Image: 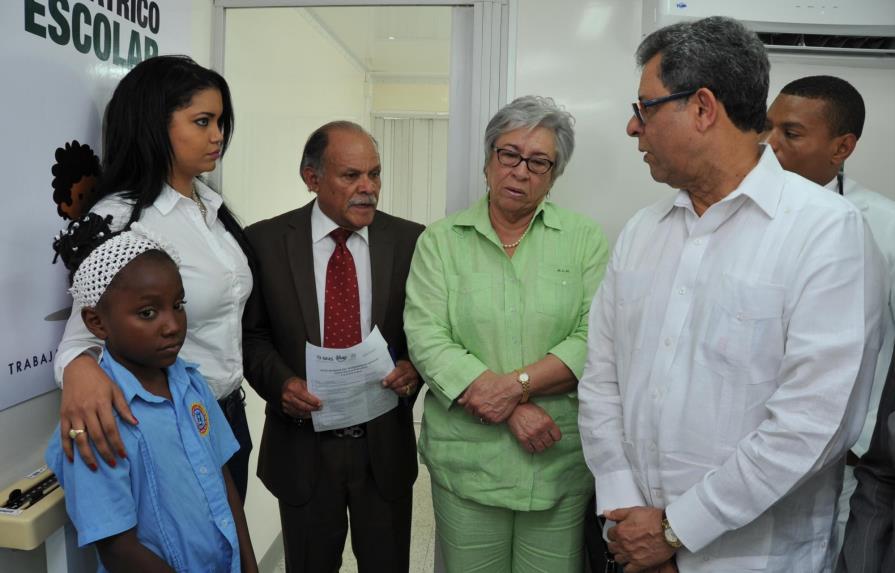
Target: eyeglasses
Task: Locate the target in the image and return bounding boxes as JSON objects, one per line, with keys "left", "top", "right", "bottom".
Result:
{"left": 631, "top": 88, "right": 699, "bottom": 124}
{"left": 493, "top": 147, "right": 555, "bottom": 175}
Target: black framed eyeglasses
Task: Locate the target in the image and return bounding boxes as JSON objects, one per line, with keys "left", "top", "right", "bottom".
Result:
{"left": 631, "top": 88, "right": 699, "bottom": 124}
{"left": 493, "top": 147, "right": 555, "bottom": 175}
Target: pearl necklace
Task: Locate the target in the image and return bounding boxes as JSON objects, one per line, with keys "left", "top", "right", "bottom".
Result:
{"left": 501, "top": 229, "right": 527, "bottom": 249}
{"left": 191, "top": 182, "right": 208, "bottom": 220}
{"left": 487, "top": 196, "right": 529, "bottom": 249}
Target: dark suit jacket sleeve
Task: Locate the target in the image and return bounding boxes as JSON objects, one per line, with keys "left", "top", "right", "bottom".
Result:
{"left": 369, "top": 213, "right": 424, "bottom": 364}
{"left": 839, "top": 343, "right": 895, "bottom": 572}
{"left": 242, "top": 223, "right": 296, "bottom": 412}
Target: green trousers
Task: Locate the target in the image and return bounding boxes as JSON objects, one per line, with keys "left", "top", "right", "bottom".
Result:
{"left": 432, "top": 481, "right": 591, "bottom": 573}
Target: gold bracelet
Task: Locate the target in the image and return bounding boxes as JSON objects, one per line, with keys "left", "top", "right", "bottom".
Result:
{"left": 514, "top": 369, "right": 531, "bottom": 403}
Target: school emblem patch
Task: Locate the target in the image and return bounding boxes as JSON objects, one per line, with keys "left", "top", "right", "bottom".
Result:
{"left": 191, "top": 402, "right": 210, "bottom": 436}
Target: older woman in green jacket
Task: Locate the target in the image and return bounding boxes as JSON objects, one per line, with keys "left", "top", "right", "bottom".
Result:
{"left": 404, "top": 95, "right": 610, "bottom": 573}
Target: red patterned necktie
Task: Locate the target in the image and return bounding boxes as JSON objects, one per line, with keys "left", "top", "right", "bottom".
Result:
{"left": 323, "top": 228, "right": 362, "bottom": 348}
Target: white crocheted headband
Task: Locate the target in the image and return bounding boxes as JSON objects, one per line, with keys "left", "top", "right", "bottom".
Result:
{"left": 69, "top": 222, "right": 181, "bottom": 308}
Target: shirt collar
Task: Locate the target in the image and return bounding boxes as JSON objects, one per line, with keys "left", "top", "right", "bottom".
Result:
{"left": 100, "top": 351, "right": 192, "bottom": 404}
{"left": 823, "top": 175, "right": 851, "bottom": 196}
{"left": 152, "top": 178, "right": 223, "bottom": 220}
{"left": 310, "top": 199, "right": 370, "bottom": 245}
{"left": 659, "top": 145, "right": 783, "bottom": 220}
{"left": 452, "top": 193, "right": 561, "bottom": 235}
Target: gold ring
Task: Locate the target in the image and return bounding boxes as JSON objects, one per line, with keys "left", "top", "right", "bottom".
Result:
{"left": 405, "top": 385, "right": 413, "bottom": 396}
{"left": 68, "top": 428, "right": 86, "bottom": 440}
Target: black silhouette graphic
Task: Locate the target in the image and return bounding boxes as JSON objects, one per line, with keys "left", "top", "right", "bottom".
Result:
{"left": 52, "top": 141, "right": 101, "bottom": 220}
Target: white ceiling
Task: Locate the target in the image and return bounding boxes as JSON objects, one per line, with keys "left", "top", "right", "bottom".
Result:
{"left": 303, "top": 6, "right": 452, "bottom": 81}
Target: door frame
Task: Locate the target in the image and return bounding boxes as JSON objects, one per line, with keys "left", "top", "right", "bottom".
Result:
{"left": 211, "top": 0, "right": 516, "bottom": 212}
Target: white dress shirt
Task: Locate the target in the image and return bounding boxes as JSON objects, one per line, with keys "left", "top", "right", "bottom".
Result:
{"left": 578, "top": 148, "right": 887, "bottom": 572}
{"left": 310, "top": 200, "right": 373, "bottom": 342}
{"left": 54, "top": 180, "right": 253, "bottom": 399}
{"left": 825, "top": 175, "right": 895, "bottom": 457}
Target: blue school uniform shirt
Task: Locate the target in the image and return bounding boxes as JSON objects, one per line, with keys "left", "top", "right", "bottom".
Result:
{"left": 46, "top": 352, "right": 241, "bottom": 573}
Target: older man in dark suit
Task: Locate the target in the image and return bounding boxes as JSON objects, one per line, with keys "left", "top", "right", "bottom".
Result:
{"left": 242, "top": 121, "right": 423, "bottom": 572}
{"left": 839, "top": 343, "right": 895, "bottom": 572}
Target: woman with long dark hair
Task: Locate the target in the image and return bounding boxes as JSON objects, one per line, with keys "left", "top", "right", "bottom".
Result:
{"left": 53, "top": 55, "right": 254, "bottom": 501}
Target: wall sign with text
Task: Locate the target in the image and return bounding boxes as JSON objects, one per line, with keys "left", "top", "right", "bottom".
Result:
{"left": 0, "top": 1, "right": 192, "bottom": 411}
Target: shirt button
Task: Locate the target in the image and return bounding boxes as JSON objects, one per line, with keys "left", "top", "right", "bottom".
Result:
{"left": 220, "top": 518, "right": 229, "bottom": 527}
{"left": 561, "top": 280, "right": 567, "bottom": 286}
{"left": 199, "top": 466, "right": 208, "bottom": 475}
{"left": 678, "top": 287, "right": 687, "bottom": 295}
{"left": 735, "top": 312, "right": 744, "bottom": 321}
{"left": 664, "top": 337, "right": 672, "bottom": 347}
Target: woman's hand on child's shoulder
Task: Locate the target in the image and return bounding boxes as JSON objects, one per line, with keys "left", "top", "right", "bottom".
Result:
{"left": 60, "top": 354, "right": 137, "bottom": 468}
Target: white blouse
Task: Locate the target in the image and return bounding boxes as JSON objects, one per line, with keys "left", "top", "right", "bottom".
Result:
{"left": 54, "top": 179, "right": 253, "bottom": 399}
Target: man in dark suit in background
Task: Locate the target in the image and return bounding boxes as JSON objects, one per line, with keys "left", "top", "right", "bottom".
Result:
{"left": 242, "top": 121, "right": 424, "bottom": 572}
{"left": 839, "top": 343, "right": 895, "bottom": 572}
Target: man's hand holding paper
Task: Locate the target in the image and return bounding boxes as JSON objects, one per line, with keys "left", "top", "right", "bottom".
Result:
{"left": 382, "top": 359, "right": 420, "bottom": 397}
{"left": 306, "top": 326, "right": 399, "bottom": 431}
{"left": 280, "top": 376, "right": 321, "bottom": 419}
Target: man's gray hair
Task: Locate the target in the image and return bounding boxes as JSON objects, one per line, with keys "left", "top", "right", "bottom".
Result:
{"left": 636, "top": 16, "right": 769, "bottom": 133}
{"left": 484, "top": 95, "right": 575, "bottom": 179}
{"left": 300, "top": 120, "right": 377, "bottom": 178}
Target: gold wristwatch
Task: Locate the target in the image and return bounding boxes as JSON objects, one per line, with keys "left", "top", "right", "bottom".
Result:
{"left": 662, "top": 511, "right": 682, "bottom": 549}
{"left": 515, "top": 369, "right": 531, "bottom": 403}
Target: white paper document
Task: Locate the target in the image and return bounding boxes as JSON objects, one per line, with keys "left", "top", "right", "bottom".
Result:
{"left": 306, "top": 326, "right": 398, "bottom": 432}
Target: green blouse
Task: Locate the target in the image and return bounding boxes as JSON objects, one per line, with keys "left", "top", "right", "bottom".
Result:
{"left": 404, "top": 194, "right": 609, "bottom": 510}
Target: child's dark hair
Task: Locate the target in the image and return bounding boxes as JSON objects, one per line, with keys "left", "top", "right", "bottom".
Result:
{"left": 52, "top": 213, "right": 175, "bottom": 291}
{"left": 89, "top": 55, "right": 251, "bottom": 256}
{"left": 52, "top": 213, "right": 118, "bottom": 284}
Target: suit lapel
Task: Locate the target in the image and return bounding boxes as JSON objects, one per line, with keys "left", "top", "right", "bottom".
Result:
{"left": 369, "top": 213, "right": 394, "bottom": 331}
{"left": 286, "top": 203, "right": 321, "bottom": 346}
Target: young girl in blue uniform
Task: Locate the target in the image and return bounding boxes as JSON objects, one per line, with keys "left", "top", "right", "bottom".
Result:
{"left": 46, "top": 214, "right": 257, "bottom": 572}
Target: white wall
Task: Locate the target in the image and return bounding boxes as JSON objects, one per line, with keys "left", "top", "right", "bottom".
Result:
{"left": 221, "top": 6, "right": 370, "bottom": 561}
{"left": 373, "top": 82, "right": 449, "bottom": 113}
{"left": 191, "top": 0, "right": 214, "bottom": 67}
{"left": 514, "top": 0, "right": 658, "bottom": 243}
{"left": 223, "top": 8, "right": 369, "bottom": 226}
{"left": 513, "top": 0, "right": 895, "bottom": 244}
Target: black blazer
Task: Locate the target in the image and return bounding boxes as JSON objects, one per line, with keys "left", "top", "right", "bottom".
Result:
{"left": 242, "top": 201, "right": 423, "bottom": 505}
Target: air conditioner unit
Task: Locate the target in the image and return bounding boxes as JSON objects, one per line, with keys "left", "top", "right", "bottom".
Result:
{"left": 642, "top": 0, "right": 895, "bottom": 58}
